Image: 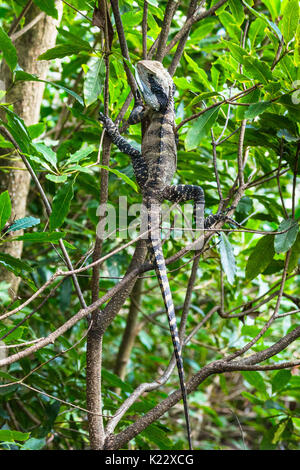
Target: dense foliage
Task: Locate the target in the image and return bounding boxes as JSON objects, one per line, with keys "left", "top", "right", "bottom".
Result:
{"left": 0, "top": 0, "right": 299, "bottom": 450}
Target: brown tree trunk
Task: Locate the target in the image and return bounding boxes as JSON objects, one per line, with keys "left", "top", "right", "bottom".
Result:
{"left": 0, "top": 4, "right": 62, "bottom": 296}
{"left": 114, "top": 277, "right": 143, "bottom": 381}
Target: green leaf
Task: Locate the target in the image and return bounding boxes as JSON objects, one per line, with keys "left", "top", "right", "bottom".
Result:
{"left": 63, "top": 240, "right": 76, "bottom": 250}
{"left": 261, "top": 0, "right": 281, "bottom": 22}
{"left": 141, "top": 423, "right": 173, "bottom": 450}
{"left": 243, "top": 1, "right": 283, "bottom": 41}
{"left": 84, "top": 56, "right": 105, "bottom": 106}
{"left": 294, "top": 24, "right": 300, "bottom": 65}
{"left": 0, "top": 26, "right": 18, "bottom": 71}
{"left": 282, "top": 0, "right": 299, "bottom": 43}
{"left": 59, "top": 277, "right": 72, "bottom": 312}
{"left": 0, "top": 252, "right": 32, "bottom": 274}
{"left": 28, "top": 123, "right": 45, "bottom": 139}
{"left": 49, "top": 181, "right": 75, "bottom": 230}
{"left": 246, "top": 235, "right": 275, "bottom": 281}
{"left": 0, "top": 253, "right": 34, "bottom": 288}
{"left": 229, "top": 0, "right": 245, "bottom": 25}
{"left": 186, "top": 92, "right": 222, "bottom": 109}
{"left": 5, "top": 217, "right": 40, "bottom": 233}
{"left": 45, "top": 174, "right": 69, "bottom": 183}
{"left": 102, "top": 368, "right": 133, "bottom": 393}
{"left": 185, "top": 106, "right": 220, "bottom": 151}
{"left": 274, "top": 219, "right": 299, "bottom": 253}
{"left": 33, "top": 0, "right": 58, "bottom": 18}
{"left": 244, "top": 101, "right": 271, "bottom": 118}
{"left": 26, "top": 154, "right": 53, "bottom": 172}
{"left": 98, "top": 165, "right": 138, "bottom": 192}
{"left": 217, "top": 11, "right": 241, "bottom": 41}
{"left": 190, "top": 18, "right": 217, "bottom": 42}
{"left": 15, "top": 71, "right": 84, "bottom": 106}
{"left": 236, "top": 87, "right": 261, "bottom": 120}
{"left": 146, "top": 0, "right": 159, "bottom": 6}
{"left": 57, "top": 28, "right": 92, "bottom": 50}
{"left": 15, "top": 232, "right": 65, "bottom": 243}
{"left": 68, "top": 146, "right": 95, "bottom": 164}
{"left": 241, "top": 325, "right": 260, "bottom": 338}
{"left": 33, "top": 143, "right": 57, "bottom": 169}
{"left": 219, "top": 232, "right": 236, "bottom": 285}
{"left": 184, "top": 52, "right": 212, "bottom": 90}
{"left": 241, "top": 391, "right": 264, "bottom": 405}
{"left": 0, "top": 191, "right": 11, "bottom": 232}
{"left": 173, "top": 77, "right": 199, "bottom": 92}
{"left": 38, "top": 43, "right": 91, "bottom": 60}
{"left": 0, "top": 429, "right": 30, "bottom": 443}
{"left": 272, "top": 370, "right": 291, "bottom": 393}
{"left": 249, "top": 18, "right": 266, "bottom": 47}
{"left": 0, "top": 106, "right": 32, "bottom": 154}
{"left": 288, "top": 232, "right": 300, "bottom": 272}
{"left": 242, "top": 56, "right": 273, "bottom": 84}
{"left": 242, "top": 371, "right": 267, "bottom": 394}
{"left": 223, "top": 40, "right": 248, "bottom": 63}
{"left": 21, "top": 437, "right": 46, "bottom": 450}
{"left": 272, "top": 419, "right": 289, "bottom": 444}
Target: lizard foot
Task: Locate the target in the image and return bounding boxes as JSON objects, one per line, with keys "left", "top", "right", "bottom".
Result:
{"left": 204, "top": 211, "right": 241, "bottom": 229}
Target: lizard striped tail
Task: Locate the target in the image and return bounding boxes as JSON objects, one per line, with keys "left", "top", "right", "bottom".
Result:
{"left": 147, "top": 200, "right": 192, "bottom": 450}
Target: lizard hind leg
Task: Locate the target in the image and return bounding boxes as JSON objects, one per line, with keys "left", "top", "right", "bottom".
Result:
{"left": 163, "top": 184, "right": 205, "bottom": 249}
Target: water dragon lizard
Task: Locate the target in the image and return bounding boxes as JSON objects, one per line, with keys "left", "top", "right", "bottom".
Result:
{"left": 99, "top": 60, "right": 221, "bottom": 449}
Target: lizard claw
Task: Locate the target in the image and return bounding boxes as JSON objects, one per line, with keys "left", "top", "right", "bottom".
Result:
{"left": 98, "top": 111, "right": 106, "bottom": 123}
{"left": 204, "top": 212, "right": 241, "bottom": 229}
{"left": 99, "top": 112, "right": 116, "bottom": 130}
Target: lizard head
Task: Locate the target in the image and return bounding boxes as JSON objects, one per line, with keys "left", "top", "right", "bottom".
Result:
{"left": 135, "top": 60, "right": 174, "bottom": 112}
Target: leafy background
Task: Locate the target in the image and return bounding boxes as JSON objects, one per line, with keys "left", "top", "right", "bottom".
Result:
{"left": 0, "top": 0, "right": 299, "bottom": 450}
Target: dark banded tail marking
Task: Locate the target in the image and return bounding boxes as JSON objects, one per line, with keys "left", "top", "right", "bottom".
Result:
{"left": 147, "top": 202, "right": 192, "bottom": 450}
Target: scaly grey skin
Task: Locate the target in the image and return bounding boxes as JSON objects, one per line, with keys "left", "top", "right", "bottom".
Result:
{"left": 99, "top": 60, "right": 209, "bottom": 450}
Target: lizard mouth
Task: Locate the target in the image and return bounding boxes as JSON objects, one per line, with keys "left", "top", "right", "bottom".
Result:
{"left": 135, "top": 68, "right": 146, "bottom": 96}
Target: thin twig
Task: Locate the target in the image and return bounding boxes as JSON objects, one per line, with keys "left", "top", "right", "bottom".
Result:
{"left": 155, "top": 0, "right": 178, "bottom": 62}
{"left": 210, "top": 129, "right": 223, "bottom": 201}
{"left": 176, "top": 85, "right": 260, "bottom": 132}
{"left": 237, "top": 120, "right": 246, "bottom": 187}
{"left": 292, "top": 143, "right": 299, "bottom": 219}
{"left": 277, "top": 139, "right": 288, "bottom": 218}
{"left": 11, "top": 12, "right": 45, "bottom": 42}
{"left": 142, "top": 1, "right": 148, "bottom": 60}
{"left": 8, "top": 0, "right": 33, "bottom": 36}
{"left": 165, "top": 0, "right": 229, "bottom": 54}
{"left": 60, "top": 0, "right": 92, "bottom": 22}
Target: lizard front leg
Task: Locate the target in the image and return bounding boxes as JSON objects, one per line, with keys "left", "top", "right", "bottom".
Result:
{"left": 99, "top": 112, "right": 148, "bottom": 187}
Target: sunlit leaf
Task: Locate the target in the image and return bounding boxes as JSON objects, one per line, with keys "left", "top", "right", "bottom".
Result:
{"left": 49, "top": 181, "right": 75, "bottom": 230}
{"left": 246, "top": 235, "right": 275, "bottom": 281}
{"left": 84, "top": 56, "right": 105, "bottom": 106}
{"left": 0, "top": 26, "right": 17, "bottom": 71}
{"left": 5, "top": 217, "right": 40, "bottom": 232}
{"left": 219, "top": 232, "right": 236, "bottom": 285}
{"left": 0, "top": 191, "right": 11, "bottom": 232}
{"left": 274, "top": 219, "right": 299, "bottom": 253}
